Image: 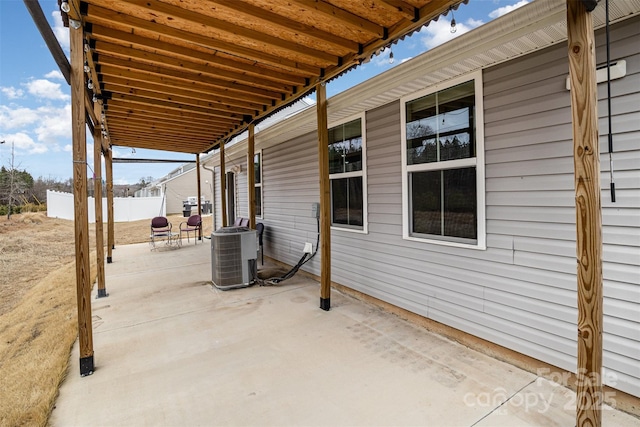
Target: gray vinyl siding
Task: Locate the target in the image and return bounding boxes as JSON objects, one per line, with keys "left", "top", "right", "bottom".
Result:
{"left": 164, "top": 170, "right": 196, "bottom": 214}
{"left": 161, "top": 167, "right": 214, "bottom": 215}
{"left": 261, "top": 134, "right": 321, "bottom": 270}
{"left": 213, "top": 167, "right": 222, "bottom": 230}
{"left": 483, "top": 19, "right": 640, "bottom": 396}
{"left": 236, "top": 171, "right": 248, "bottom": 220}
{"left": 249, "top": 17, "right": 640, "bottom": 397}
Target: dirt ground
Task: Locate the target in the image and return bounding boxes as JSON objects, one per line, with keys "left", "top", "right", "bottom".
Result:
{"left": 0, "top": 211, "right": 211, "bottom": 426}
{"left": 0, "top": 212, "right": 207, "bottom": 316}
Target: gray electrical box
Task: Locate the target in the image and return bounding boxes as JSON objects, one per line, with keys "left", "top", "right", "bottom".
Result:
{"left": 311, "top": 202, "right": 320, "bottom": 218}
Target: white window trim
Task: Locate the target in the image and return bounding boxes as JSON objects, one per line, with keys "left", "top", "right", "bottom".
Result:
{"left": 328, "top": 112, "right": 368, "bottom": 234}
{"left": 400, "top": 71, "right": 486, "bottom": 250}
{"left": 255, "top": 149, "right": 263, "bottom": 219}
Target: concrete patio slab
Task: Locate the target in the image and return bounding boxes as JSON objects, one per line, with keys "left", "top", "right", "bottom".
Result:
{"left": 50, "top": 242, "right": 639, "bottom": 426}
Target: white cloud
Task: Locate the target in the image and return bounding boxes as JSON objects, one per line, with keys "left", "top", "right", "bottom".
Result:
{"left": 0, "top": 103, "right": 71, "bottom": 154}
{"left": 63, "top": 144, "right": 72, "bottom": 152}
{"left": 419, "top": 18, "right": 483, "bottom": 51}
{"left": 0, "top": 106, "right": 40, "bottom": 129}
{"left": 26, "top": 79, "right": 69, "bottom": 101}
{"left": 52, "top": 10, "right": 70, "bottom": 53}
{"left": 45, "top": 70, "right": 65, "bottom": 80}
{"left": 489, "top": 0, "right": 529, "bottom": 19}
{"left": 1, "top": 87, "right": 24, "bottom": 99}
{"left": 1, "top": 132, "right": 48, "bottom": 154}
{"left": 467, "top": 18, "right": 484, "bottom": 28}
{"left": 34, "top": 104, "right": 72, "bottom": 144}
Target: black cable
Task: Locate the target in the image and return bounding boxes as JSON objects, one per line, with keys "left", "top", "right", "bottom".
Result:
{"left": 301, "top": 215, "right": 320, "bottom": 266}
{"left": 606, "top": 0, "right": 616, "bottom": 202}
{"left": 260, "top": 215, "right": 320, "bottom": 285}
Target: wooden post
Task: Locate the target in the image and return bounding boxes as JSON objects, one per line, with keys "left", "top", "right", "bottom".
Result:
{"left": 248, "top": 124, "right": 256, "bottom": 229}
{"left": 220, "top": 142, "right": 227, "bottom": 227}
{"left": 105, "top": 147, "right": 114, "bottom": 262}
{"left": 567, "top": 1, "right": 603, "bottom": 426}
{"left": 93, "top": 108, "right": 107, "bottom": 298}
{"left": 70, "top": 23, "right": 94, "bottom": 376}
{"left": 317, "top": 83, "right": 331, "bottom": 311}
{"left": 196, "top": 154, "right": 202, "bottom": 240}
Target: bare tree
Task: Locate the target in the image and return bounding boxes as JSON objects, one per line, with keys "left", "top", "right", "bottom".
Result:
{"left": 0, "top": 140, "right": 29, "bottom": 219}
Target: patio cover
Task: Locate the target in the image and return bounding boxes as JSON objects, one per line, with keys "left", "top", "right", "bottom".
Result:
{"left": 59, "top": 0, "right": 467, "bottom": 154}
{"left": 32, "top": 1, "right": 609, "bottom": 424}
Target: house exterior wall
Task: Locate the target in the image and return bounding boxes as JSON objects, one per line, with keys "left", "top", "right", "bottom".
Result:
{"left": 162, "top": 166, "right": 214, "bottom": 215}
{"left": 212, "top": 17, "right": 640, "bottom": 397}
{"left": 236, "top": 169, "right": 248, "bottom": 220}
{"left": 262, "top": 133, "right": 321, "bottom": 267}
{"left": 481, "top": 18, "right": 640, "bottom": 397}
{"left": 213, "top": 167, "right": 222, "bottom": 230}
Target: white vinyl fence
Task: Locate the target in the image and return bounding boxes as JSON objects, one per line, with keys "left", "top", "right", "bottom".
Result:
{"left": 47, "top": 190, "right": 166, "bottom": 223}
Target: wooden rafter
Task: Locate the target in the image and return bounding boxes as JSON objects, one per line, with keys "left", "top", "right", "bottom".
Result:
{"left": 60, "top": 0, "right": 466, "bottom": 154}
{"left": 84, "top": 3, "right": 322, "bottom": 76}
{"left": 98, "top": 57, "right": 282, "bottom": 100}
{"left": 90, "top": 26, "right": 308, "bottom": 85}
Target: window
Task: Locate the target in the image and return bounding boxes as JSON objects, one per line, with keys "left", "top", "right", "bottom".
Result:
{"left": 328, "top": 115, "right": 367, "bottom": 232}
{"left": 254, "top": 151, "right": 262, "bottom": 218}
{"left": 401, "top": 72, "right": 485, "bottom": 248}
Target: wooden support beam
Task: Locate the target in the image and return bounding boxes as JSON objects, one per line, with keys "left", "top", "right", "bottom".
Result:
{"left": 316, "top": 83, "right": 331, "bottom": 311}
{"left": 23, "top": 0, "right": 70, "bottom": 84}
{"left": 566, "top": 1, "right": 603, "bottom": 426}
{"left": 220, "top": 142, "right": 227, "bottom": 227}
{"left": 105, "top": 147, "right": 115, "bottom": 262}
{"left": 93, "top": 104, "right": 107, "bottom": 298}
{"left": 196, "top": 154, "right": 202, "bottom": 240}
{"left": 70, "top": 23, "right": 94, "bottom": 376}
{"left": 247, "top": 124, "right": 256, "bottom": 230}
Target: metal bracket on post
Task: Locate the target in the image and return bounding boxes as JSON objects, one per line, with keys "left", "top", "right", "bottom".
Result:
{"left": 79, "top": 356, "right": 94, "bottom": 377}
{"left": 580, "top": 0, "right": 599, "bottom": 12}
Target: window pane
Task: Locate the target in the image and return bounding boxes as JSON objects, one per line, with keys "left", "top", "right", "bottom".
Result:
{"left": 411, "top": 168, "right": 476, "bottom": 240}
{"left": 348, "top": 177, "right": 363, "bottom": 226}
{"left": 329, "top": 119, "right": 362, "bottom": 174}
{"left": 331, "top": 177, "right": 363, "bottom": 227}
{"left": 406, "top": 93, "right": 437, "bottom": 165}
{"left": 406, "top": 81, "right": 475, "bottom": 165}
{"left": 411, "top": 170, "right": 441, "bottom": 235}
{"left": 254, "top": 153, "right": 261, "bottom": 184}
{"left": 443, "top": 168, "right": 476, "bottom": 239}
{"left": 332, "top": 179, "right": 348, "bottom": 224}
{"left": 255, "top": 187, "right": 261, "bottom": 217}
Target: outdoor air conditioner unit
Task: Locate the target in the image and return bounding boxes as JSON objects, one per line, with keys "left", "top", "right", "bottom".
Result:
{"left": 211, "top": 226, "right": 257, "bottom": 290}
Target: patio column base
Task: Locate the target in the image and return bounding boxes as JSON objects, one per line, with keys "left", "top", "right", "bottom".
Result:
{"left": 97, "top": 289, "right": 108, "bottom": 298}
{"left": 80, "top": 356, "right": 94, "bottom": 377}
{"left": 107, "top": 256, "right": 112, "bottom": 263}
{"left": 320, "top": 297, "right": 330, "bottom": 311}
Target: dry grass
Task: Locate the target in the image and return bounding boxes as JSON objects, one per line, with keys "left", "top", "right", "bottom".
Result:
{"left": 0, "top": 212, "right": 202, "bottom": 426}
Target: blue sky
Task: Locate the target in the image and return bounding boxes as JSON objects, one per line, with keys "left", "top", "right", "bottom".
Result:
{"left": 0, "top": 0, "right": 528, "bottom": 185}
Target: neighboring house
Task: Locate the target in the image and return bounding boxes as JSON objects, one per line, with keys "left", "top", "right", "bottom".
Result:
{"left": 203, "top": 0, "right": 640, "bottom": 399}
